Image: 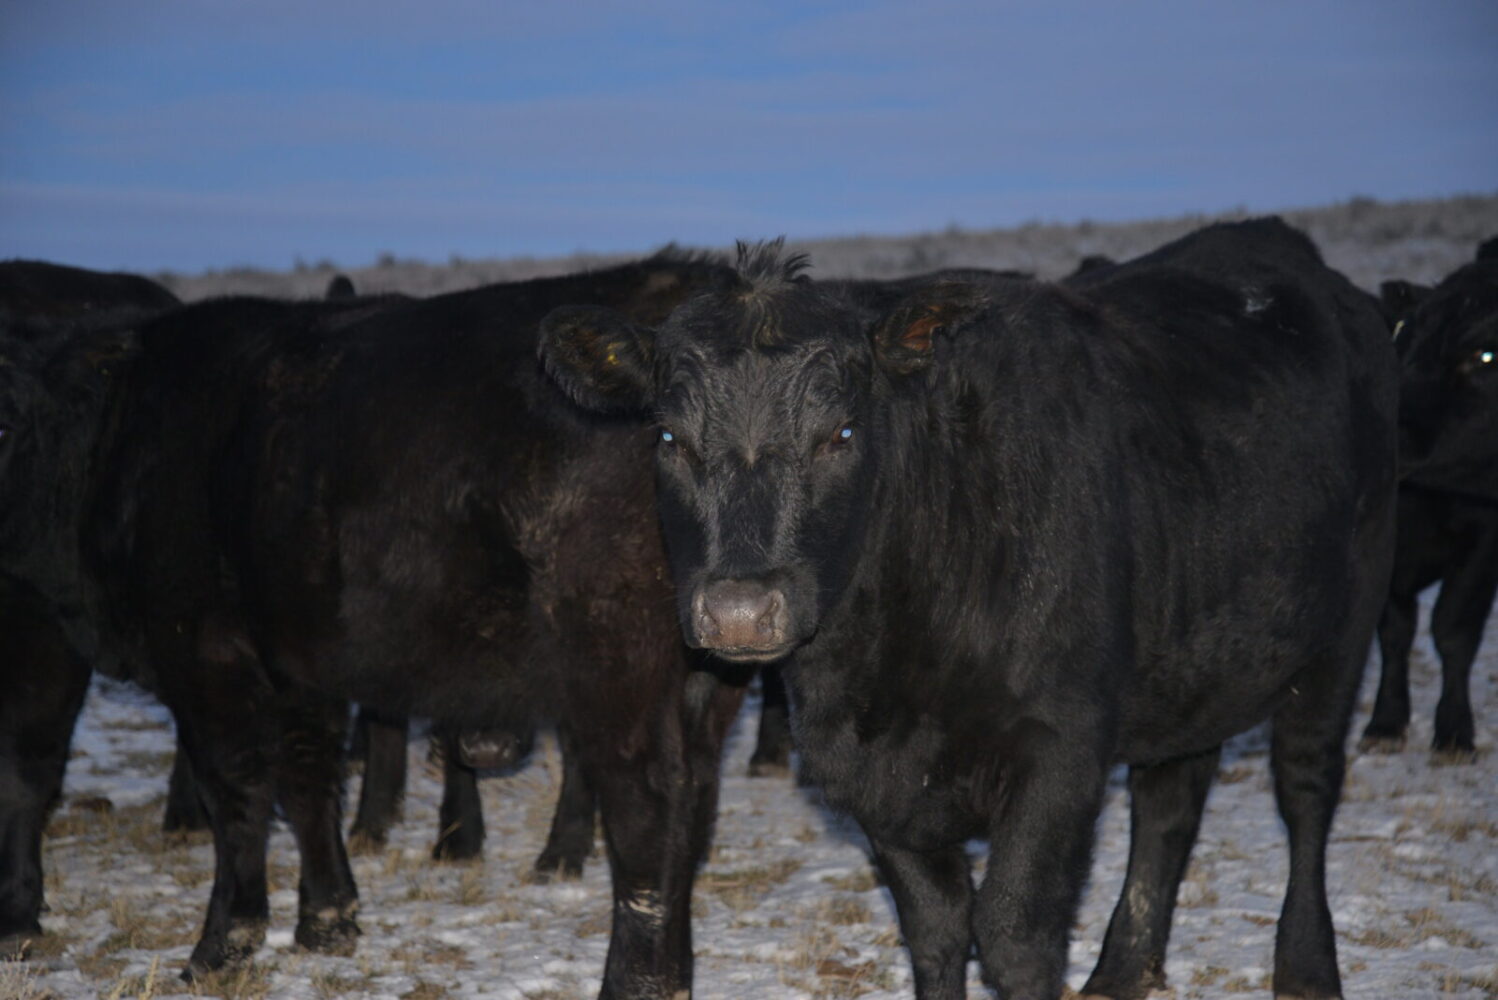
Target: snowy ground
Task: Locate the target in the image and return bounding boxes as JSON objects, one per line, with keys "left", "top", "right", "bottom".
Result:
{"left": 6, "top": 594, "right": 1496, "bottom": 1000}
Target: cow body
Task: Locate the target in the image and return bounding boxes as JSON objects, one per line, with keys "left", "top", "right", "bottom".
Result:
{"left": 0, "top": 264, "right": 182, "bottom": 956}
{"left": 542, "top": 220, "right": 1398, "bottom": 999}
{"left": 3, "top": 255, "right": 745, "bottom": 998}
{"left": 1360, "top": 240, "right": 1498, "bottom": 759}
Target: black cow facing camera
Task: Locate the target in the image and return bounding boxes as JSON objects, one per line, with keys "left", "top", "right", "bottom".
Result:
{"left": 1392, "top": 241, "right": 1498, "bottom": 500}
{"left": 1361, "top": 238, "right": 1498, "bottom": 761}
{"left": 542, "top": 220, "right": 1398, "bottom": 1000}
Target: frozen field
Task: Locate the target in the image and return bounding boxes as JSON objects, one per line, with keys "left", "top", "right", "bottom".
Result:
{"left": 5, "top": 591, "right": 1496, "bottom": 1000}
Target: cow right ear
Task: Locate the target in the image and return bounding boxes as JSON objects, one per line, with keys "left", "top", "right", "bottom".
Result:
{"left": 870, "top": 283, "right": 987, "bottom": 376}
{"left": 538, "top": 305, "right": 657, "bottom": 413}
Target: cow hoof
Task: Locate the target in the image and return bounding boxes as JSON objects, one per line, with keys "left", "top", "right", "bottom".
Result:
{"left": 1356, "top": 732, "right": 1406, "bottom": 755}
{"left": 431, "top": 833, "right": 483, "bottom": 863}
{"left": 182, "top": 917, "right": 266, "bottom": 980}
{"left": 747, "top": 757, "right": 792, "bottom": 778}
{"left": 347, "top": 828, "right": 389, "bottom": 856}
{"left": 295, "top": 904, "right": 360, "bottom": 956}
{"left": 1430, "top": 746, "right": 1480, "bottom": 767}
{"left": 529, "top": 852, "right": 585, "bottom": 883}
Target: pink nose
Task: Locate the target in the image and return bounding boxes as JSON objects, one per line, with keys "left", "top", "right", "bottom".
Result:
{"left": 693, "top": 579, "right": 789, "bottom": 651}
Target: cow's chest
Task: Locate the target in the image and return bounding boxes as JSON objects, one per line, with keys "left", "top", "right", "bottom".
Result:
{"left": 786, "top": 664, "right": 989, "bottom": 851}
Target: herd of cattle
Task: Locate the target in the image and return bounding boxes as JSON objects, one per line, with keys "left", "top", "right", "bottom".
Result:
{"left": 1, "top": 217, "right": 1495, "bottom": 1000}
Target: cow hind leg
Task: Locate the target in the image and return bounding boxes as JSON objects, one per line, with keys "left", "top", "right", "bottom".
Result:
{"left": 747, "top": 664, "right": 792, "bottom": 777}
{"left": 162, "top": 737, "right": 211, "bottom": 835}
{"left": 176, "top": 719, "right": 275, "bottom": 980}
{"left": 1359, "top": 591, "right": 1418, "bottom": 753}
{"left": 273, "top": 689, "right": 360, "bottom": 955}
{"left": 532, "top": 723, "right": 596, "bottom": 881}
{"left": 348, "top": 708, "right": 408, "bottom": 852}
{"left": 0, "top": 605, "right": 90, "bottom": 959}
{"left": 1268, "top": 670, "right": 1359, "bottom": 1000}
{"left": 1081, "top": 746, "right": 1220, "bottom": 1000}
{"left": 431, "top": 731, "right": 485, "bottom": 862}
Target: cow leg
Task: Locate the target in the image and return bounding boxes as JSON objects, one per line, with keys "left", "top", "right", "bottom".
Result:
{"left": 272, "top": 688, "right": 359, "bottom": 955}
{"left": 1359, "top": 589, "right": 1418, "bottom": 752}
{"left": 174, "top": 714, "right": 275, "bottom": 979}
{"left": 1427, "top": 556, "right": 1497, "bottom": 757}
{"left": 971, "top": 737, "right": 1110, "bottom": 1000}
{"left": 533, "top": 722, "right": 596, "bottom": 881}
{"left": 747, "top": 664, "right": 792, "bottom": 778}
{"left": 348, "top": 708, "right": 407, "bottom": 851}
{"left": 0, "top": 602, "right": 90, "bottom": 959}
{"left": 867, "top": 840, "right": 972, "bottom": 999}
{"left": 593, "top": 670, "right": 741, "bottom": 1000}
{"left": 162, "top": 738, "right": 210, "bottom": 834}
{"left": 431, "top": 731, "right": 485, "bottom": 862}
{"left": 1269, "top": 675, "right": 1357, "bottom": 1000}
{"left": 1082, "top": 746, "right": 1221, "bottom": 1000}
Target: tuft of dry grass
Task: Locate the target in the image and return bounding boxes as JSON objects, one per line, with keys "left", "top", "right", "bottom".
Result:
{"left": 698, "top": 859, "right": 803, "bottom": 912}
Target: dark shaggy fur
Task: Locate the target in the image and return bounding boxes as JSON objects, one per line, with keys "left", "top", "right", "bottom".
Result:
{"left": 0, "top": 263, "right": 180, "bottom": 956}
{"left": 541, "top": 218, "right": 1398, "bottom": 1000}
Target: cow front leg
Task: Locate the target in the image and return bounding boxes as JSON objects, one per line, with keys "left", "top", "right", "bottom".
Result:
{"left": 867, "top": 839, "right": 972, "bottom": 1000}
{"left": 972, "top": 732, "right": 1110, "bottom": 1000}
{"left": 1359, "top": 590, "right": 1417, "bottom": 752}
{"left": 592, "top": 670, "right": 741, "bottom": 1000}
{"left": 1082, "top": 745, "right": 1220, "bottom": 1000}
{"left": 1427, "top": 556, "right": 1497, "bottom": 757}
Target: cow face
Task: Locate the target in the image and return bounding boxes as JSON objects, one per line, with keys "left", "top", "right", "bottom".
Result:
{"left": 541, "top": 244, "right": 977, "bottom": 662}
{"left": 1393, "top": 259, "right": 1498, "bottom": 500}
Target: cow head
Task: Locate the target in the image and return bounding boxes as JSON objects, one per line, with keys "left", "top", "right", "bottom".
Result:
{"left": 1391, "top": 249, "right": 1498, "bottom": 500}
{"left": 540, "top": 242, "right": 984, "bottom": 662}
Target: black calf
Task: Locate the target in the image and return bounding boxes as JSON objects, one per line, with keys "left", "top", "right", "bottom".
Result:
{"left": 542, "top": 220, "right": 1397, "bottom": 1000}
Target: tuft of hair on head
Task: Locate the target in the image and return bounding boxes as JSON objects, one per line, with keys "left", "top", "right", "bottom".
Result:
{"left": 734, "top": 238, "right": 811, "bottom": 289}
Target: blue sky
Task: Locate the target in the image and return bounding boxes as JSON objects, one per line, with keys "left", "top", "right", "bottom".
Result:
{"left": 1, "top": 1, "right": 1494, "bottom": 273}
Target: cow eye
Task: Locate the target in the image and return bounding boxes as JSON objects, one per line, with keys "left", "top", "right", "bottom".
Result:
{"left": 823, "top": 422, "right": 855, "bottom": 452}
{"left": 660, "top": 429, "right": 675, "bottom": 444}
{"left": 1459, "top": 349, "right": 1496, "bottom": 376}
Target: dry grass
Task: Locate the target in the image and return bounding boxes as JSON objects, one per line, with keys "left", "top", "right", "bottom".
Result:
{"left": 698, "top": 859, "right": 803, "bottom": 912}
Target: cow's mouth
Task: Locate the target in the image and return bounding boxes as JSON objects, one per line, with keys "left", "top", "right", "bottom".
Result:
{"left": 702, "top": 641, "right": 799, "bottom": 664}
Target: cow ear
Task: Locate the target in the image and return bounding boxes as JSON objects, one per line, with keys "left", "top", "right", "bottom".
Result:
{"left": 871, "top": 284, "right": 987, "bottom": 376}
{"left": 1379, "top": 279, "right": 1432, "bottom": 321}
{"left": 539, "top": 304, "right": 657, "bottom": 412}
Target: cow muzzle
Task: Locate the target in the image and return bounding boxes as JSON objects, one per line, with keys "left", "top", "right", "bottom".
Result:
{"left": 692, "top": 578, "right": 795, "bottom": 662}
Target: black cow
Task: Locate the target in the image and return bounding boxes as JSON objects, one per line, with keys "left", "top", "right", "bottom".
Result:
{"left": 1, "top": 262, "right": 180, "bottom": 959}
{"left": 68, "top": 252, "right": 746, "bottom": 997}
{"left": 1359, "top": 240, "right": 1498, "bottom": 759}
{"left": 1393, "top": 239, "right": 1498, "bottom": 500}
{"left": 541, "top": 220, "right": 1398, "bottom": 1000}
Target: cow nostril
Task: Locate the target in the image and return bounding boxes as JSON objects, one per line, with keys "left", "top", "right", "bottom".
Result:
{"left": 697, "top": 580, "right": 789, "bottom": 650}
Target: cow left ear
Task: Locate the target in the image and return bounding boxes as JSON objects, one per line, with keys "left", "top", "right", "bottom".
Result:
{"left": 539, "top": 304, "right": 657, "bottom": 413}
{"left": 871, "top": 284, "right": 987, "bottom": 376}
